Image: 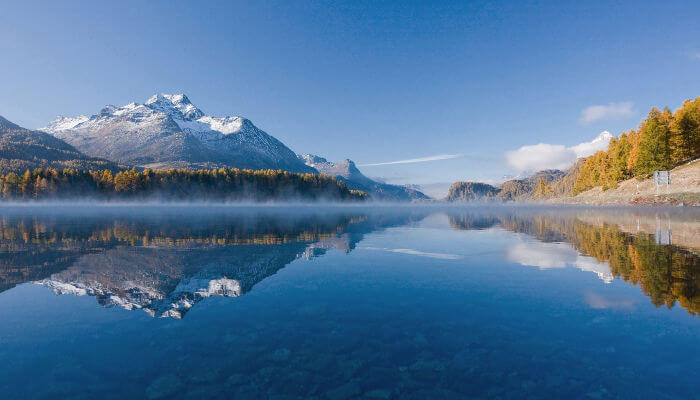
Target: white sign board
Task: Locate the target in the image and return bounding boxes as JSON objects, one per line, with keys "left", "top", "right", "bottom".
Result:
{"left": 653, "top": 171, "right": 670, "bottom": 186}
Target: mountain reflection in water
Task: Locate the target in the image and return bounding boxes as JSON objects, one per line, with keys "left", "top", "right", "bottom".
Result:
{"left": 0, "top": 206, "right": 697, "bottom": 318}
{"left": 0, "top": 207, "right": 425, "bottom": 318}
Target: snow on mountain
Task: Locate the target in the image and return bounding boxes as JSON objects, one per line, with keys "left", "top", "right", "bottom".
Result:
{"left": 570, "top": 130, "right": 613, "bottom": 158}
{"left": 37, "top": 275, "right": 245, "bottom": 319}
{"left": 34, "top": 236, "right": 354, "bottom": 319}
{"left": 41, "top": 94, "right": 315, "bottom": 173}
{"left": 300, "top": 154, "right": 376, "bottom": 187}
{"left": 43, "top": 115, "right": 90, "bottom": 132}
{"left": 298, "top": 154, "right": 429, "bottom": 201}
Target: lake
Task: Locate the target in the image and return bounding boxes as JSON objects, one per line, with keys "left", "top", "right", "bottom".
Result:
{"left": 0, "top": 205, "right": 697, "bottom": 399}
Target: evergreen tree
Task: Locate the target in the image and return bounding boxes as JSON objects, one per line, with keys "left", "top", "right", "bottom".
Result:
{"left": 533, "top": 178, "right": 552, "bottom": 199}
{"left": 634, "top": 108, "right": 672, "bottom": 176}
{"left": 0, "top": 167, "right": 367, "bottom": 201}
{"left": 670, "top": 97, "right": 700, "bottom": 163}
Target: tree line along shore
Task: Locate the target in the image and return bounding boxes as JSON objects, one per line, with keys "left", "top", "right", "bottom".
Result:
{"left": 448, "top": 97, "right": 700, "bottom": 205}
{"left": 0, "top": 167, "right": 368, "bottom": 202}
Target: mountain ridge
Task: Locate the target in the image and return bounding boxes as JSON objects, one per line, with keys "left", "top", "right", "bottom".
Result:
{"left": 0, "top": 115, "right": 119, "bottom": 174}
{"left": 298, "top": 153, "right": 429, "bottom": 201}
{"left": 41, "top": 93, "right": 315, "bottom": 173}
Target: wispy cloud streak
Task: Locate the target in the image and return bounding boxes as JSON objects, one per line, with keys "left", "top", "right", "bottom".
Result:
{"left": 361, "top": 246, "right": 462, "bottom": 260}
{"left": 359, "top": 154, "right": 462, "bottom": 167}
{"left": 580, "top": 102, "right": 634, "bottom": 124}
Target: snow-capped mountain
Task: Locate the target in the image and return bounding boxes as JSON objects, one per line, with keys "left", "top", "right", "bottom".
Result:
{"left": 41, "top": 94, "right": 315, "bottom": 173}
{"left": 570, "top": 130, "right": 613, "bottom": 158}
{"left": 298, "top": 154, "right": 429, "bottom": 201}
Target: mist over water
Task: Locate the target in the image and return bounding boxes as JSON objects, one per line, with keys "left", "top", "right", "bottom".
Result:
{"left": 0, "top": 205, "right": 697, "bottom": 399}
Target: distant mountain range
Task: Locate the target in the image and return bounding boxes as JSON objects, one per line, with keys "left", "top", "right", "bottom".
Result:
{"left": 14, "top": 93, "right": 429, "bottom": 200}
{"left": 2, "top": 93, "right": 432, "bottom": 200}
{"left": 0, "top": 115, "right": 117, "bottom": 174}
{"left": 447, "top": 169, "right": 566, "bottom": 202}
{"left": 298, "top": 154, "right": 428, "bottom": 201}
{"left": 41, "top": 94, "right": 315, "bottom": 173}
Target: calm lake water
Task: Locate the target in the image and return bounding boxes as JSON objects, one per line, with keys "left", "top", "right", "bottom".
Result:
{"left": 0, "top": 205, "right": 698, "bottom": 400}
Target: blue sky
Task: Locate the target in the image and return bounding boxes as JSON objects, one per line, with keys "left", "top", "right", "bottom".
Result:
{"left": 1, "top": 1, "right": 699, "bottom": 196}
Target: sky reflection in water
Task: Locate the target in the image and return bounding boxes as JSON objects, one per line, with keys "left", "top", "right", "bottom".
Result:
{"left": 0, "top": 205, "right": 697, "bottom": 399}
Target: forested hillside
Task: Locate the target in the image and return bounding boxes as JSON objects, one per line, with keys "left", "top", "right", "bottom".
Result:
{"left": 0, "top": 168, "right": 367, "bottom": 202}
{"left": 446, "top": 182, "right": 499, "bottom": 201}
{"left": 447, "top": 96, "right": 699, "bottom": 203}
{"left": 0, "top": 116, "right": 118, "bottom": 173}
{"left": 446, "top": 170, "right": 565, "bottom": 202}
{"left": 571, "top": 97, "right": 699, "bottom": 195}
{"left": 0, "top": 115, "right": 368, "bottom": 202}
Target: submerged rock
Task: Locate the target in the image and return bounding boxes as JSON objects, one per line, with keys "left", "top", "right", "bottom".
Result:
{"left": 364, "top": 388, "right": 392, "bottom": 399}
{"left": 326, "top": 382, "right": 361, "bottom": 400}
{"left": 145, "top": 374, "right": 182, "bottom": 399}
{"left": 271, "top": 348, "right": 291, "bottom": 362}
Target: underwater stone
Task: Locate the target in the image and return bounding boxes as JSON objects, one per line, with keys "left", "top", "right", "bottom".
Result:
{"left": 326, "top": 382, "right": 361, "bottom": 400}
{"left": 145, "top": 374, "right": 182, "bottom": 399}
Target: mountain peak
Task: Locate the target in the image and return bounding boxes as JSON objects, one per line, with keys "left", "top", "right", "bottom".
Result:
{"left": 594, "top": 130, "right": 613, "bottom": 142}
{"left": 570, "top": 131, "right": 613, "bottom": 159}
{"left": 297, "top": 153, "right": 429, "bottom": 201}
{"left": 146, "top": 93, "right": 190, "bottom": 105}
{"left": 298, "top": 154, "right": 329, "bottom": 166}
{"left": 38, "top": 94, "right": 314, "bottom": 173}
{"left": 335, "top": 159, "right": 361, "bottom": 173}
{"left": 43, "top": 115, "right": 90, "bottom": 132}
{"left": 145, "top": 93, "right": 204, "bottom": 120}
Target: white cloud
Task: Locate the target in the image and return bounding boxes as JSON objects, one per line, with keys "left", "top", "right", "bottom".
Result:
{"left": 507, "top": 240, "right": 574, "bottom": 269}
{"left": 505, "top": 131, "right": 612, "bottom": 172}
{"left": 507, "top": 238, "right": 613, "bottom": 282}
{"left": 359, "top": 154, "right": 462, "bottom": 167}
{"left": 580, "top": 102, "right": 634, "bottom": 124}
{"left": 505, "top": 144, "right": 577, "bottom": 172}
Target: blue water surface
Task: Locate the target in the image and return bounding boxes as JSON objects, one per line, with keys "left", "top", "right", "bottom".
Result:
{"left": 0, "top": 206, "right": 697, "bottom": 399}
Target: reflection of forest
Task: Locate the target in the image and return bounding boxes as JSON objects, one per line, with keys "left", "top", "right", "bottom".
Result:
{"left": 0, "top": 209, "right": 425, "bottom": 317}
{"left": 574, "top": 210, "right": 700, "bottom": 254}
{"left": 449, "top": 210, "right": 700, "bottom": 316}
{"left": 0, "top": 213, "right": 352, "bottom": 294}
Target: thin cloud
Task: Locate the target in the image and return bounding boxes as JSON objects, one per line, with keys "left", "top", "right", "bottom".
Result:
{"left": 362, "top": 246, "right": 462, "bottom": 260}
{"left": 580, "top": 102, "right": 635, "bottom": 124}
{"left": 389, "top": 248, "right": 462, "bottom": 260}
{"left": 359, "top": 153, "right": 462, "bottom": 167}
{"left": 585, "top": 292, "right": 636, "bottom": 310}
